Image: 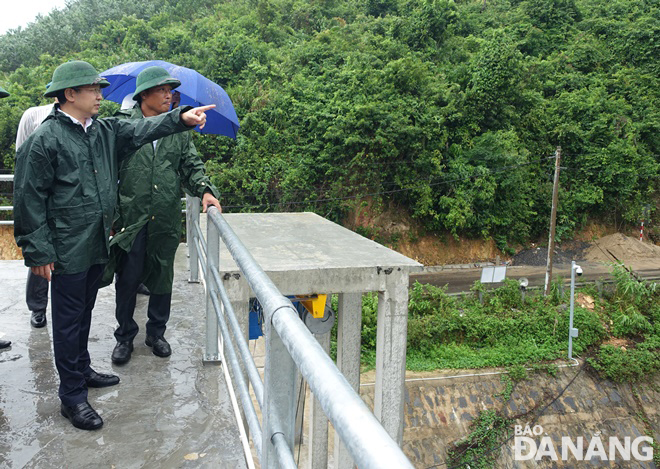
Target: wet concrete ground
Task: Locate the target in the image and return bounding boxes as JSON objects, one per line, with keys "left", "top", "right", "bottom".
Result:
{"left": 0, "top": 246, "right": 247, "bottom": 468}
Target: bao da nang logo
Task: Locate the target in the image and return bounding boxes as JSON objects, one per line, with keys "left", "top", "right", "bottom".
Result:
{"left": 512, "top": 425, "right": 654, "bottom": 462}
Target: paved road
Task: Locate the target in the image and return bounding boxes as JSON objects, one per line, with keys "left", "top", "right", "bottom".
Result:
{"left": 410, "top": 261, "right": 660, "bottom": 294}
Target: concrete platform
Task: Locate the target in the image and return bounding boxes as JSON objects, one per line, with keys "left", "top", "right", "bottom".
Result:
{"left": 0, "top": 246, "right": 247, "bottom": 468}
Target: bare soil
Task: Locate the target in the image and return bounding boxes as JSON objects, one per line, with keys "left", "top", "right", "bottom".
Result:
{"left": 0, "top": 226, "right": 21, "bottom": 260}
{"left": 584, "top": 232, "right": 660, "bottom": 263}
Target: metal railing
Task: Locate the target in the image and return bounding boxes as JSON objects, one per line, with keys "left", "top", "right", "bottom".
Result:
{"left": 185, "top": 195, "right": 413, "bottom": 469}
{"left": 0, "top": 174, "right": 13, "bottom": 225}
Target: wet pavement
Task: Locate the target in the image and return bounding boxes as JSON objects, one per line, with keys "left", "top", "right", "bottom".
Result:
{"left": 0, "top": 246, "right": 247, "bottom": 468}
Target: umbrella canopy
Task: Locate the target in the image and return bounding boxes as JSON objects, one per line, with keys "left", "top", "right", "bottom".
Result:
{"left": 100, "top": 60, "right": 239, "bottom": 138}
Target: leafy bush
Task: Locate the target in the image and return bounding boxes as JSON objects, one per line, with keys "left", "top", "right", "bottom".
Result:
{"left": 588, "top": 345, "right": 660, "bottom": 383}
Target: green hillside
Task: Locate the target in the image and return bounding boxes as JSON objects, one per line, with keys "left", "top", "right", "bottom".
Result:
{"left": 0, "top": 0, "right": 658, "bottom": 247}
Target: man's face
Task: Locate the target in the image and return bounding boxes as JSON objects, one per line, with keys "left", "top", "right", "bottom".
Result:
{"left": 141, "top": 85, "right": 173, "bottom": 115}
{"left": 71, "top": 85, "right": 102, "bottom": 117}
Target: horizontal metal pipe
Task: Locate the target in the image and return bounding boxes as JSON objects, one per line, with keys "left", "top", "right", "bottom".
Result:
{"left": 210, "top": 292, "right": 263, "bottom": 459}
{"left": 271, "top": 432, "right": 298, "bottom": 469}
{"left": 0, "top": 175, "right": 13, "bottom": 182}
{"left": 206, "top": 208, "right": 413, "bottom": 468}
{"left": 0, "top": 206, "right": 12, "bottom": 210}
{"left": 210, "top": 265, "right": 264, "bottom": 409}
{"left": 0, "top": 221, "right": 13, "bottom": 225}
{"left": 272, "top": 307, "right": 414, "bottom": 469}
{"left": 207, "top": 209, "right": 295, "bottom": 316}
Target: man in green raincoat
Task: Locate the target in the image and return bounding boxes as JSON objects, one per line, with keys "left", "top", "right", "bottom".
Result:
{"left": 13, "top": 61, "right": 214, "bottom": 431}
{"left": 108, "top": 66, "right": 221, "bottom": 365}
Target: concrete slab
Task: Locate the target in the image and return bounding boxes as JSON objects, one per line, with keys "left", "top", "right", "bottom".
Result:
{"left": 201, "top": 212, "right": 422, "bottom": 297}
{"left": 0, "top": 246, "right": 247, "bottom": 468}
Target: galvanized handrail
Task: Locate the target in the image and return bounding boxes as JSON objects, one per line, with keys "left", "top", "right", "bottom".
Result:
{"left": 0, "top": 174, "right": 14, "bottom": 226}
{"left": 185, "top": 195, "right": 413, "bottom": 469}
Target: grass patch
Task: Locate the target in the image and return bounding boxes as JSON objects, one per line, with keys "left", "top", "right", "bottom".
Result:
{"left": 329, "top": 264, "right": 659, "bottom": 383}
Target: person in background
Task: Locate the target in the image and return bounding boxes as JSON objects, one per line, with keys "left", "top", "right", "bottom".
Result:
{"left": 107, "top": 66, "right": 221, "bottom": 365}
{"left": 16, "top": 96, "right": 57, "bottom": 329}
{"left": 117, "top": 93, "right": 151, "bottom": 297}
{"left": 13, "top": 61, "right": 214, "bottom": 430}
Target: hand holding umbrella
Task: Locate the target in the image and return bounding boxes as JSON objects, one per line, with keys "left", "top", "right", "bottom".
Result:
{"left": 181, "top": 104, "right": 215, "bottom": 130}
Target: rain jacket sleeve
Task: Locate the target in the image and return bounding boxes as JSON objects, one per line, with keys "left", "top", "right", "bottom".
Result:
{"left": 178, "top": 133, "right": 220, "bottom": 200}
{"left": 13, "top": 134, "right": 57, "bottom": 267}
{"left": 112, "top": 106, "right": 193, "bottom": 156}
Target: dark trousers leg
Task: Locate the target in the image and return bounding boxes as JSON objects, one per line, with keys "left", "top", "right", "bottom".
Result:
{"left": 114, "top": 225, "right": 147, "bottom": 343}
{"left": 51, "top": 264, "right": 103, "bottom": 407}
{"left": 26, "top": 268, "right": 49, "bottom": 313}
{"left": 146, "top": 292, "right": 172, "bottom": 338}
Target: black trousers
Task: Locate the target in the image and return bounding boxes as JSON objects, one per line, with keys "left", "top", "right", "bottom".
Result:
{"left": 114, "top": 225, "right": 171, "bottom": 343}
{"left": 26, "top": 269, "right": 49, "bottom": 313}
{"left": 51, "top": 264, "right": 103, "bottom": 407}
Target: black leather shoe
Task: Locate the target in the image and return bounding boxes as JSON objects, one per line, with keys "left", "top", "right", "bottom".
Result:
{"left": 111, "top": 341, "right": 133, "bottom": 364}
{"left": 0, "top": 339, "right": 11, "bottom": 349}
{"left": 60, "top": 401, "right": 103, "bottom": 430}
{"left": 30, "top": 310, "right": 47, "bottom": 328}
{"left": 145, "top": 335, "right": 171, "bottom": 357}
{"left": 85, "top": 370, "right": 120, "bottom": 388}
{"left": 136, "top": 283, "right": 151, "bottom": 296}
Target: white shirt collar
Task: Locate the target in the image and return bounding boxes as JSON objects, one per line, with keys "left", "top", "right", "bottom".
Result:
{"left": 57, "top": 108, "right": 93, "bottom": 132}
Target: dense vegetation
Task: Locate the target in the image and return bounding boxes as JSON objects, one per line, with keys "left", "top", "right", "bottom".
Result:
{"left": 0, "top": 0, "right": 658, "bottom": 248}
{"left": 352, "top": 264, "right": 660, "bottom": 383}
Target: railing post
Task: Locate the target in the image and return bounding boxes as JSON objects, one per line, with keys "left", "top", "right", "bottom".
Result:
{"left": 187, "top": 195, "right": 200, "bottom": 283}
{"left": 204, "top": 207, "right": 220, "bottom": 363}
{"left": 335, "top": 292, "right": 363, "bottom": 469}
{"left": 309, "top": 327, "right": 331, "bottom": 469}
{"left": 262, "top": 309, "right": 297, "bottom": 468}
{"left": 375, "top": 270, "right": 409, "bottom": 445}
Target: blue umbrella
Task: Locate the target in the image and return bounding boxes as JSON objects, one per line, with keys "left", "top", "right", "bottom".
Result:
{"left": 100, "top": 60, "right": 239, "bottom": 138}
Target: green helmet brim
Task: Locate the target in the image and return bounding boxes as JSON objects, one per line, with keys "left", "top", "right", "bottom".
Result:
{"left": 132, "top": 77, "right": 181, "bottom": 101}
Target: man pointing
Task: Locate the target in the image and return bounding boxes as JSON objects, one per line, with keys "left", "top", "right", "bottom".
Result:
{"left": 13, "top": 60, "right": 214, "bottom": 431}
{"left": 108, "top": 66, "right": 221, "bottom": 365}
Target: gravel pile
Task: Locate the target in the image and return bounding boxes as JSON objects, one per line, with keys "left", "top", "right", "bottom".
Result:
{"left": 512, "top": 246, "right": 573, "bottom": 266}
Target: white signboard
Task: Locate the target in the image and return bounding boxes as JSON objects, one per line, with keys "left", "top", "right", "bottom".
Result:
{"left": 480, "top": 266, "right": 507, "bottom": 284}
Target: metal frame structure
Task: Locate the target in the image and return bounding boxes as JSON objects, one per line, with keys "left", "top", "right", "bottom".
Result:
{"left": 185, "top": 197, "right": 413, "bottom": 468}
{"left": 0, "top": 174, "right": 14, "bottom": 225}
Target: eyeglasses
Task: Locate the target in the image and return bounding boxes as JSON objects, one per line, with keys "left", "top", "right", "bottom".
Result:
{"left": 76, "top": 87, "right": 103, "bottom": 96}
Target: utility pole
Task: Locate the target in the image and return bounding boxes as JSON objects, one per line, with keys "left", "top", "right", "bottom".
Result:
{"left": 544, "top": 147, "right": 561, "bottom": 296}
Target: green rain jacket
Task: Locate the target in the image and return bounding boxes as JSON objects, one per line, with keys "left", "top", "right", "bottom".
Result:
{"left": 104, "top": 106, "right": 219, "bottom": 295}
{"left": 13, "top": 105, "right": 193, "bottom": 275}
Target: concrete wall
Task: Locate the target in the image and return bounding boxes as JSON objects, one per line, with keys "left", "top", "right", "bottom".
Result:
{"left": 360, "top": 365, "right": 660, "bottom": 468}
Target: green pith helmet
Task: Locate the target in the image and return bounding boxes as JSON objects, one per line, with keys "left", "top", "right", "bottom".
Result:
{"left": 0, "top": 86, "right": 8, "bottom": 98}
{"left": 44, "top": 61, "right": 110, "bottom": 97}
{"left": 132, "top": 66, "right": 181, "bottom": 100}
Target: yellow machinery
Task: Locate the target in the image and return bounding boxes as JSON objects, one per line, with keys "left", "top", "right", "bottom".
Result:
{"left": 295, "top": 294, "right": 328, "bottom": 319}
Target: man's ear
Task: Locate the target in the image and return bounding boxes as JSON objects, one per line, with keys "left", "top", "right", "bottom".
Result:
{"left": 64, "top": 88, "right": 76, "bottom": 103}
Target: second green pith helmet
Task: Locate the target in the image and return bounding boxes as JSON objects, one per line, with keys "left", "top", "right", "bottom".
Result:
{"left": 132, "top": 66, "right": 181, "bottom": 101}
{"left": 44, "top": 61, "right": 110, "bottom": 98}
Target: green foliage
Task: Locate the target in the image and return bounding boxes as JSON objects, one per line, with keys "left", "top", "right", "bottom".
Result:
{"left": 606, "top": 264, "right": 657, "bottom": 337}
{"left": 588, "top": 344, "right": 660, "bottom": 383}
{"left": 403, "top": 281, "right": 606, "bottom": 370}
{"left": 0, "top": 0, "right": 658, "bottom": 244}
{"left": 447, "top": 409, "right": 512, "bottom": 469}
